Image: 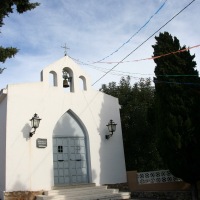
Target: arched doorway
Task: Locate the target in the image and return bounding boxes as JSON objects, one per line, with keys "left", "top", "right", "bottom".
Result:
{"left": 53, "top": 110, "right": 90, "bottom": 185}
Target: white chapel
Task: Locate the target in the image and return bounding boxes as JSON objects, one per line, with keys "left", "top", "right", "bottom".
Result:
{"left": 0, "top": 56, "right": 127, "bottom": 199}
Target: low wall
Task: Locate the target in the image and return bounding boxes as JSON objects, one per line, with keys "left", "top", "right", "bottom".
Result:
{"left": 132, "top": 191, "right": 192, "bottom": 200}
{"left": 4, "top": 191, "right": 44, "bottom": 200}
{"left": 127, "top": 171, "right": 191, "bottom": 192}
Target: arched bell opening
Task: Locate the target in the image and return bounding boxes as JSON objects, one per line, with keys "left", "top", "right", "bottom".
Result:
{"left": 79, "top": 75, "right": 87, "bottom": 91}
{"left": 62, "top": 67, "right": 74, "bottom": 92}
{"left": 49, "top": 71, "right": 58, "bottom": 87}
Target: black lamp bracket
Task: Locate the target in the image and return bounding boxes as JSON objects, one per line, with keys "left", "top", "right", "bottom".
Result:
{"left": 105, "top": 132, "right": 113, "bottom": 140}
{"left": 30, "top": 128, "right": 36, "bottom": 137}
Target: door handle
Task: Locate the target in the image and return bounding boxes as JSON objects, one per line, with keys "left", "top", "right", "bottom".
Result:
{"left": 58, "top": 160, "right": 64, "bottom": 162}
{"left": 70, "top": 159, "right": 81, "bottom": 161}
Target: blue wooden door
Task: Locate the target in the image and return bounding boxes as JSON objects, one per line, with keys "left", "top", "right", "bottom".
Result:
{"left": 53, "top": 137, "right": 88, "bottom": 185}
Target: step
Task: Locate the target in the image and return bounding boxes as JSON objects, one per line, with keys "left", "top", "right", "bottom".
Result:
{"left": 36, "top": 184, "right": 130, "bottom": 200}
{"left": 46, "top": 186, "right": 109, "bottom": 195}
{"left": 39, "top": 189, "right": 118, "bottom": 199}
{"left": 46, "top": 189, "right": 119, "bottom": 197}
{"left": 37, "top": 192, "right": 130, "bottom": 200}
{"left": 52, "top": 183, "right": 96, "bottom": 190}
{"left": 45, "top": 189, "right": 119, "bottom": 198}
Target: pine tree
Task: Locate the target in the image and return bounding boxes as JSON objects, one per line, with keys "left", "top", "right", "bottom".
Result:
{"left": 100, "top": 77, "right": 164, "bottom": 171}
{"left": 153, "top": 32, "right": 200, "bottom": 200}
{"left": 0, "top": 0, "right": 39, "bottom": 63}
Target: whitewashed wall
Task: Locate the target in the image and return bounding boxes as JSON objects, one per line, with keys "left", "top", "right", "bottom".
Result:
{"left": 1, "top": 56, "right": 127, "bottom": 193}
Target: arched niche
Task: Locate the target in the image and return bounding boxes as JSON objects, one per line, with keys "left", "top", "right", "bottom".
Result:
{"left": 53, "top": 110, "right": 85, "bottom": 137}
{"left": 52, "top": 110, "right": 91, "bottom": 185}
{"left": 49, "top": 71, "right": 58, "bottom": 87}
{"left": 63, "top": 67, "right": 74, "bottom": 92}
{"left": 79, "top": 75, "right": 87, "bottom": 91}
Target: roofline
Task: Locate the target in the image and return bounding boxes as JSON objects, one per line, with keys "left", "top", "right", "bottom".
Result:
{"left": 0, "top": 88, "right": 7, "bottom": 103}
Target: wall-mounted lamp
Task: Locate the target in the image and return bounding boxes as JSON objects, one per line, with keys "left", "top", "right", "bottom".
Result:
{"left": 105, "top": 119, "right": 117, "bottom": 139}
{"left": 30, "top": 113, "right": 41, "bottom": 137}
{"left": 63, "top": 67, "right": 72, "bottom": 88}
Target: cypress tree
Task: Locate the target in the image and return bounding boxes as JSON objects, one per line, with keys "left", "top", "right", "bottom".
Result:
{"left": 153, "top": 32, "right": 200, "bottom": 200}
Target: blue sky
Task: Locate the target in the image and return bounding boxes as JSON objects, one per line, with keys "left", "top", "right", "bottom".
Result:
{"left": 0, "top": 0, "right": 200, "bottom": 89}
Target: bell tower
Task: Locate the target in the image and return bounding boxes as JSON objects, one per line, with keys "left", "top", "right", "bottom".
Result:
{"left": 40, "top": 56, "right": 91, "bottom": 93}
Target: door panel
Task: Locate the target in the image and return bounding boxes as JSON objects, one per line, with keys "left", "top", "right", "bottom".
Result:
{"left": 53, "top": 137, "right": 88, "bottom": 185}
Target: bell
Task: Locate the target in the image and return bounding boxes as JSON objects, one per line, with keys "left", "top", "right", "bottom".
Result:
{"left": 63, "top": 79, "right": 69, "bottom": 88}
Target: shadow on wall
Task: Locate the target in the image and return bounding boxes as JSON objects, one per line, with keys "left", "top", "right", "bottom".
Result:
{"left": 28, "top": 148, "right": 54, "bottom": 188}
{"left": 21, "top": 123, "right": 32, "bottom": 140}
{"left": 98, "top": 96, "right": 111, "bottom": 185}
{"left": 4, "top": 180, "right": 44, "bottom": 199}
{"left": 53, "top": 111, "right": 81, "bottom": 137}
{"left": 8, "top": 150, "right": 54, "bottom": 192}
{"left": 92, "top": 169, "right": 97, "bottom": 183}
{"left": 98, "top": 94, "right": 125, "bottom": 185}
{"left": 10, "top": 180, "right": 27, "bottom": 191}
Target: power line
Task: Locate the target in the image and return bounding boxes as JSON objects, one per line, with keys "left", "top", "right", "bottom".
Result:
{"left": 74, "top": 44, "right": 200, "bottom": 65}
{"left": 93, "top": 0, "right": 168, "bottom": 63}
{"left": 97, "top": 44, "right": 200, "bottom": 64}
{"left": 92, "top": 0, "right": 196, "bottom": 86}
{"left": 71, "top": 55, "right": 199, "bottom": 79}
{"left": 154, "top": 80, "right": 200, "bottom": 86}
{"left": 70, "top": 56, "right": 153, "bottom": 76}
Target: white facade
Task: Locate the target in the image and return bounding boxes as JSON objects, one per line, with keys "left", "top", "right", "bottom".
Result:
{"left": 0, "top": 56, "right": 127, "bottom": 199}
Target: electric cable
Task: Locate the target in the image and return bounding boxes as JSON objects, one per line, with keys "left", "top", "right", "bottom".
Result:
{"left": 92, "top": 0, "right": 196, "bottom": 86}
{"left": 70, "top": 56, "right": 153, "bottom": 76}
{"left": 71, "top": 55, "right": 199, "bottom": 78}
{"left": 97, "top": 44, "right": 200, "bottom": 64}
{"left": 94, "top": 0, "right": 168, "bottom": 63}
{"left": 154, "top": 80, "right": 200, "bottom": 85}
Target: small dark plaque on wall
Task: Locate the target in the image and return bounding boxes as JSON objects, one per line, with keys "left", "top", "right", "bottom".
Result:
{"left": 36, "top": 138, "right": 47, "bottom": 148}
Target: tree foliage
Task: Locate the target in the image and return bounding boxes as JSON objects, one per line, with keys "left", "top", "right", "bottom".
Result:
{"left": 101, "top": 77, "right": 164, "bottom": 172}
{"left": 153, "top": 32, "right": 200, "bottom": 199}
{"left": 0, "top": 0, "right": 39, "bottom": 63}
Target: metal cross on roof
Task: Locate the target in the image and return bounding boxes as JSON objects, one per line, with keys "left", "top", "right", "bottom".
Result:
{"left": 61, "top": 43, "right": 70, "bottom": 56}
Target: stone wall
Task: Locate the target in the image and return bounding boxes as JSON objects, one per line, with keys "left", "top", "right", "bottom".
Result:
{"left": 132, "top": 191, "right": 192, "bottom": 200}
{"left": 4, "top": 191, "right": 44, "bottom": 200}
{"left": 105, "top": 182, "right": 129, "bottom": 191}
{"left": 105, "top": 183, "right": 192, "bottom": 200}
